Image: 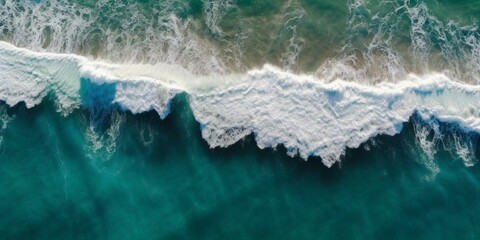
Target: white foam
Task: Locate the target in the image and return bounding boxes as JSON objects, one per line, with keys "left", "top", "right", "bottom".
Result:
{"left": 0, "top": 41, "right": 186, "bottom": 118}
{"left": 2, "top": 41, "right": 480, "bottom": 167}
{"left": 0, "top": 41, "right": 81, "bottom": 112}
{"left": 190, "top": 66, "right": 480, "bottom": 167}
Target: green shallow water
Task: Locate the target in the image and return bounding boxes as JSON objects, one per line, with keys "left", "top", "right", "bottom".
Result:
{"left": 1, "top": 97, "right": 480, "bottom": 239}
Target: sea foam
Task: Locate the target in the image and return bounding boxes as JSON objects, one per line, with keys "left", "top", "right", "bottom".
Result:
{"left": 191, "top": 66, "right": 480, "bottom": 167}
{"left": 1, "top": 41, "right": 480, "bottom": 167}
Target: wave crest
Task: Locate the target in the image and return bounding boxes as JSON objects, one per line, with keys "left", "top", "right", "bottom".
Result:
{"left": 1, "top": 42, "right": 480, "bottom": 167}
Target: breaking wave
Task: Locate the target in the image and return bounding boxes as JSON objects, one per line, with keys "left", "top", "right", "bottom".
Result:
{"left": 1, "top": 41, "right": 480, "bottom": 167}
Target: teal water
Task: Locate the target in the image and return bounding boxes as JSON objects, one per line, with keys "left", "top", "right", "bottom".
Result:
{"left": 1, "top": 97, "right": 480, "bottom": 239}
{"left": 1, "top": 0, "right": 479, "bottom": 76}
{"left": 1, "top": 0, "right": 480, "bottom": 239}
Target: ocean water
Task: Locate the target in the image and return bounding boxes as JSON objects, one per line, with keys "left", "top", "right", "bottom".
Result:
{"left": 1, "top": 0, "right": 480, "bottom": 239}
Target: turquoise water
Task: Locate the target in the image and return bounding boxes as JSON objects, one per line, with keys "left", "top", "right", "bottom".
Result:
{"left": 1, "top": 97, "right": 480, "bottom": 239}
{"left": 1, "top": 0, "right": 480, "bottom": 239}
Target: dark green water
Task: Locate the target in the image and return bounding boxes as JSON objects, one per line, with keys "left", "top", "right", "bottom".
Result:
{"left": 1, "top": 97, "right": 479, "bottom": 239}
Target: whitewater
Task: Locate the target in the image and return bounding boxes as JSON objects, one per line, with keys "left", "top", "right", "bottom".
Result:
{"left": 1, "top": 40, "right": 479, "bottom": 168}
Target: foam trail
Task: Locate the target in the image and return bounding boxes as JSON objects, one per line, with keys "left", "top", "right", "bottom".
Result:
{"left": 277, "top": 0, "right": 305, "bottom": 70}
{"left": 85, "top": 110, "right": 125, "bottom": 161}
{"left": 412, "top": 117, "right": 441, "bottom": 178}
{"left": 316, "top": 0, "right": 480, "bottom": 84}
{"left": 0, "top": 105, "right": 14, "bottom": 146}
{"left": 2, "top": 42, "right": 480, "bottom": 167}
{"left": 203, "top": 0, "right": 236, "bottom": 38}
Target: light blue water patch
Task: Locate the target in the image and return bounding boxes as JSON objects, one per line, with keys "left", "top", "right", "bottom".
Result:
{"left": 414, "top": 89, "right": 434, "bottom": 96}
{"left": 79, "top": 78, "right": 117, "bottom": 132}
